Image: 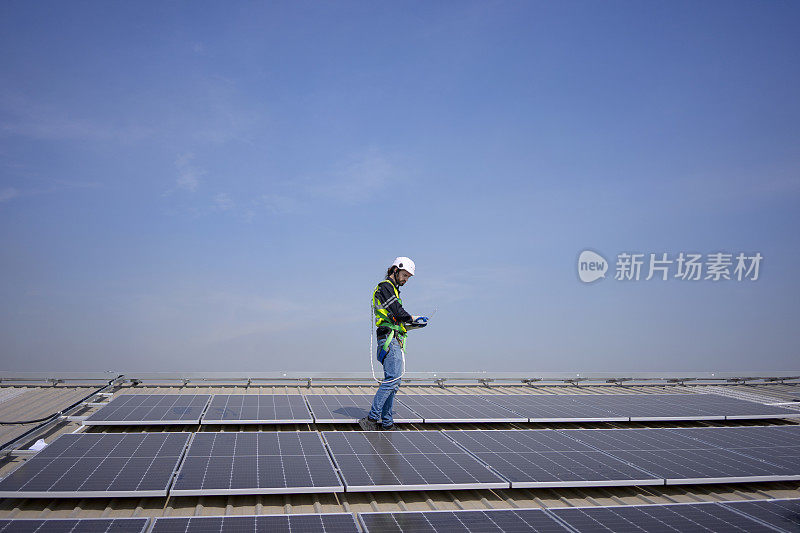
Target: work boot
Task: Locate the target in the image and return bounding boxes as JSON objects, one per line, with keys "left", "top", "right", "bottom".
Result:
{"left": 358, "top": 417, "right": 379, "bottom": 431}
{"left": 380, "top": 424, "right": 398, "bottom": 431}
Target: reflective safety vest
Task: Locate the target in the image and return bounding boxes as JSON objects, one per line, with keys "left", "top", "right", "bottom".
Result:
{"left": 372, "top": 279, "right": 407, "bottom": 353}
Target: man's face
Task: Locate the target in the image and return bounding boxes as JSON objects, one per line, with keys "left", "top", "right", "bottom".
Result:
{"left": 396, "top": 269, "right": 412, "bottom": 286}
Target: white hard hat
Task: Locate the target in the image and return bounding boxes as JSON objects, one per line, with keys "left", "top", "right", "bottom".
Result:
{"left": 392, "top": 256, "right": 415, "bottom": 276}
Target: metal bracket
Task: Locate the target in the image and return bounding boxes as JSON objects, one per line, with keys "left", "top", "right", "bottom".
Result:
{"left": 435, "top": 378, "right": 447, "bottom": 389}
{"left": 606, "top": 378, "right": 632, "bottom": 386}
{"left": 478, "top": 378, "right": 494, "bottom": 388}
{"left": 305, "top": 378, "right": 312, "bottom": 389}
{"left": 522, "top": 378, "right": 541, "bottom": 387}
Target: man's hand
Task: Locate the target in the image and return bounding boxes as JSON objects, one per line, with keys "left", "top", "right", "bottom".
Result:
{"left": 407, "top": 316, "right": 428, "bottom": 328}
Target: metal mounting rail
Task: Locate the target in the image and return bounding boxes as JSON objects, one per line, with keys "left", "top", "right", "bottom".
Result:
{"left": 2, "top": 371, "right": 799, "bottom": 387}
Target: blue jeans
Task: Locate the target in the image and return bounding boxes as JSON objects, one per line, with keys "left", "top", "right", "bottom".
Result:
{"left": 368, "top": 336, "right": 403, "bottom": 427}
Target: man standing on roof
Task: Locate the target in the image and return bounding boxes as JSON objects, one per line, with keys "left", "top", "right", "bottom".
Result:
{"left": 359, "top": 257, "right": 428, "bottom": 431}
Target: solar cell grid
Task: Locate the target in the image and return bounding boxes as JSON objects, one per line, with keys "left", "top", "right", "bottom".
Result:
{"left": 306, "top": 394, "right": 423, "bottom": 423}
{"left": 323, "top": 431, "right": 508, "bottom": 491}
{"left": 150, "top": 513, "right": 360, "bottom": 533}
{"left": 564, "top": 427, "right": 800, "bottom": 484}
{"left": 395, "top": 395, "right": 526, "bottom": 423}
{"left": 482, "top": 395, "right": 627, "bottom": 422}
{"left": 0, "top": 433, "right": 189, "bottom": 498}
{"left": 200, "top": 394, "right": 313, "bottom": 424}
{"left": 359, "top": 508, "right": 568, "bottom": 532}
{"left": 0, "top": 518, "right": 150, "bottom": 533}
{"left": 722, "top": 499, "right": 800, "bottom": 532}
{"left": 83, "top": 394, "right": 211, "bottom": 425}
{"left": 171, "top": 431, "right": 343, "bottom": 495}
{"left": 482, "top": 393, "right": 799, "bottom": 422}
{"left": 443, "top": 430, "right": 661, "bottom": 488}
{"left": 550, "top": 502, "right": 778, "bottom": 532}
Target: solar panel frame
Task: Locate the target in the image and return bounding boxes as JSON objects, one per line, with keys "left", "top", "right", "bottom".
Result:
{"left": 200, "top": 394, "right": 313, "bottom": 424}
{"left": 0, "top": 518, "right": 151, "bottom": 533}
{"left": 150, "top": 512, "right": 361, "bottom": 533}
{"left": 443, "top": 430, "right": 662, "bottom": 488}
{"left": 170, "top": 431, "right": 344, "bottom": 496}
{"left": 306, "top": 394, "right": 424, "bottom": 424}
{"left": 395, "top": 395, "right": 527, "bottom": 423}
{"left": 323, "top": 430, "right": 510, "bottom": 492}
{"left": 82, "top": 394, "right": 212, "bottom": 425}
{"left": 0, "top": 432, "right": 190, "bottom": 498}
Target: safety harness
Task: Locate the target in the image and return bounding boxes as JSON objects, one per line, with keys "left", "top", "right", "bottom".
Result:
{"left": 372, "top": 278, "right": 407, "bottom": 362}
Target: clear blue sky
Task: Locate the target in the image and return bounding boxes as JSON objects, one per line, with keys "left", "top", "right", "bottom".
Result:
{"left": 1, "top": 1, "right": 798, "bottom": 373}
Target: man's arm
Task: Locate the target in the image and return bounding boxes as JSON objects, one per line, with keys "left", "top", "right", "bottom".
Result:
{"left": 375, "top": 282, "right": 413, "bottom": 324}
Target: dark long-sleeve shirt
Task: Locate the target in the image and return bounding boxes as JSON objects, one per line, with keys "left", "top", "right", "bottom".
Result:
{"left": 374, "top": 278, "right": 412, "bottom": 338}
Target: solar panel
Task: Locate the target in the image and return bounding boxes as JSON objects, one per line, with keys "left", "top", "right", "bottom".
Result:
{"left": 306, "top": 394, "right": 423, "bottom": 424}
{"left": 564, "top": 427, "right": 800, "bottom": 484}
{"left": 696, "top": 393, "right": 800, "bottom": 420}
{"left": 572, "top": 394, "right": 728, "bottom": 421}
{"left": 482, "top": 393, "right": 800, "bottom": 422}
{"left": 0, "top": 432, "right": 189, "bottom": 498}
{"left": 549, "top": 501, "right": 780, "bottom": 532}
{"left": 0, "top": 518, "right": 150, "bottom": 533}
{"left": 150, "top": 513, "right": 360, "bottom": 532}
{"left": 171, "top": 431, "right": 343, "bottom": 495}
{"left": 323, "top": 430, "right": 509, "bottom": 491}
{"left": 482, "top": 395, "right": 629, "bottom": 422}
{"left": 722, "top": 498, "right": 800, "bottom": 532}
{"left": 395, "top": 395, "right": 527, "bottom": 423}
{"left": 359, "top": 508, "right": 568, "bottom": 532}
{"left": 200, "top": 394, "right": 313, "bottom": 424}
{"left": 443, "top": 430, "right": 661, "bottom": 488}
{"left": 358, "top": 500, "right": 800, "bottom": 532}
{"left": 674, "top": 425, "right": 800, "bottom": 472}
{"left": 83, "top": 394, "right": 211, "bottom": 425}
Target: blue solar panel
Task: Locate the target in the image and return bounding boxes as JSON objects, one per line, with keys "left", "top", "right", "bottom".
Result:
{"left": 201, "top": 394, "right": 313, "bottom": 424}
{"left": 395, "top": 395, "right": 526, "bottom": 423}
{"left": 323, "top": 430, "right": 508, "bottom": 491}
{"left": 722, "top": 498, "right": 800, "bottom": 532}
{"left": 0, "top": 433, "right": 189, "bottom": 498}
{"left": 550, "top": 501, "right": 780, "bottom": 532}
{"left": 83, "top": 394, "right": 211, "bottom": 425}
{"left": 359, "top": 508, "right": 567, "bottom": 532}
{"left": 151, "top": 513, "right": 360, "bottom": 532}
{"left": 0, "top": 518, "right": 149, "bottom": 532}
{"left": 306, "top": 394, "right": 423, "bottom": 423}
{"left": 171, "top": 431, "right": 343, "bottom": 495}
{"left": 360, "top": 500, "right": 800, "bottom": 532}
{"left": 564, "top": 426, "right": 800, "bottom": 484}
{"left": 443, "top": 430, "right": 661, "bottom": 488}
